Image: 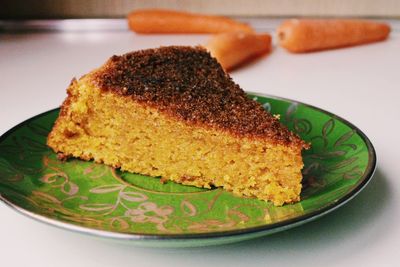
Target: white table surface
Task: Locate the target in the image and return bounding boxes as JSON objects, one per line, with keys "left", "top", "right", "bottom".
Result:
{"left": 0, "top": 19, "right": 399, "bottom": 267}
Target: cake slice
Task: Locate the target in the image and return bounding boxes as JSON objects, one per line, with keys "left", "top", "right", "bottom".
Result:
{"left": 47, "top": 46, "right": 308, "bottom": 206}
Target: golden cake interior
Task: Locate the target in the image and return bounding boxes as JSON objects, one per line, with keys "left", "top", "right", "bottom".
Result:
{"left": 47, "top": 46, "right": 308, "bottom": 206}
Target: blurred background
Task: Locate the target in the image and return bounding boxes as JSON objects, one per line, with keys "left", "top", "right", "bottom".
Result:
{"left": 1, "top": 0, "right": 400, "bottom": 19}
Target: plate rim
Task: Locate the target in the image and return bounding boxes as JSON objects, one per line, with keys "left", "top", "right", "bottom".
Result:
{"left": 0, "top": 92, "right": 377, "bottom": 241}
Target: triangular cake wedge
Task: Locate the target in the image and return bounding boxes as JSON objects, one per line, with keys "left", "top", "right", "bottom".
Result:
{"left": 47, "top": 46, "right": 309, "bottom": 206}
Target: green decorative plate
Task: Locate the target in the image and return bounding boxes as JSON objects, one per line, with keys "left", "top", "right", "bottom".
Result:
{"left": 0, "top": 93, "right": 376, "bottom": 247}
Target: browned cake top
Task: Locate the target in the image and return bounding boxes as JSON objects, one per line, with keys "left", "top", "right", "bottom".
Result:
{"left": 92, "top": 46, "right": 305, "bottom": 147}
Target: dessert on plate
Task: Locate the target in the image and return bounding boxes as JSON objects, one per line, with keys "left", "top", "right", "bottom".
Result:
{"left": 47, "top": 46, "right": 308, "bottom": 206}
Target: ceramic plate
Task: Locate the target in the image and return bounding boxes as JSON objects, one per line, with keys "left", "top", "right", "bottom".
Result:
{"left": 0, "top": 93, "right": 376, "bottom": 247}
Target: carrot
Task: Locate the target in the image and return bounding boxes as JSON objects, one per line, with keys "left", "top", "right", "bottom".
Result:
{"left": 277, "top": 19, "right": 391, "bottom": 53}
{"left": 127, "top": 9, "right": 254, "bottom": 34}
{"left": 205, "top": 32, "right": 271, "bottom": 71}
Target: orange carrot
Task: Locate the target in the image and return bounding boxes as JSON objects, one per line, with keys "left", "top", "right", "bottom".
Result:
{"left": 205, "top": 32, "right": 271, "bottom": 71}
{"left": 127, "top": 9, "right": 254, "bottom": 34}
{"left": 277, "top": 19, "right": 391, "bottom": 53}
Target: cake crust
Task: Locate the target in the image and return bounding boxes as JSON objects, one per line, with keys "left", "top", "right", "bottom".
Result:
{"left": 91, "top": 46, "right": 307, "bottom": 148}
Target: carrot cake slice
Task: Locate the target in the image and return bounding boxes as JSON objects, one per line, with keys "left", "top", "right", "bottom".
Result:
{"left": 47, "top": 46, "right": 309, "bottom": 206}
